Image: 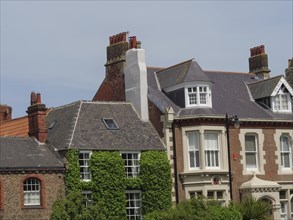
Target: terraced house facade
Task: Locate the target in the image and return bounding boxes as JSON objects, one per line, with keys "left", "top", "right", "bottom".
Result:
{"left": 93, "top": 32, "right": 293, "bottom": 220}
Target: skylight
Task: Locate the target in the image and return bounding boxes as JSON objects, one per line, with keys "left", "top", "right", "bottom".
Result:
{"left": 102, "top": 118, "right": 119, "bottom": 130}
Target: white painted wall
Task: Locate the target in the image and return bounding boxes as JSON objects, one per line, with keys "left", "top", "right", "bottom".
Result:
{"left": 125, "top": 48, "right": 149, "bottom": 121}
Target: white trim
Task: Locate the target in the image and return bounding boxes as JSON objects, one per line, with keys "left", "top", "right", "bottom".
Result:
{"left": 271, "top": 77, "right": 293, "bottom": 97}
{"left": 239, "top": 129, "right": 265, "bottom": 175}
{"left": 185, "top": 85, "right": 212, "bottom": 108}
{"left": 79, "top": 150, "right": 92, "bottom": 181}
{"left": 68, "top": 101, "right": 83, "bottom": 148}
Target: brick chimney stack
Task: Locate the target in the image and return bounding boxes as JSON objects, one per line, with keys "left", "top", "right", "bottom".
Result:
{"left": 249, "top": 45, "right": 271, "bottom": 79}
{"left": 93, "top": 32, "right": 142, "bottom": 102}
{"left": 0, "top": 105, "right": 12, "bottom": 122}
{"left": 27, "top": 92, "right": 47, "bottom": 143}
{"left": 285, "top": 58, "right": 293, "bottom": 88}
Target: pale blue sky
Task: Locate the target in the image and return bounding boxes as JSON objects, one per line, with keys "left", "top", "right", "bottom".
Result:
{"left": 1, "top": 1, "right": 292, "bottom": 118}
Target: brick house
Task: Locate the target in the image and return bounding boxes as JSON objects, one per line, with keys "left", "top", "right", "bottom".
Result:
{"left": 93, "top": 32, "right": 293, "bottom": 219}
{"left": 0, "top": 96, "right": 65, "bottom": 220}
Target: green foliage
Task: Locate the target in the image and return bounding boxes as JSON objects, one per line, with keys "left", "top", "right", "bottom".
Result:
{"left": 144, "top": 197, "right": 242, "bottom": 220}
{"left": 52, "top": 150, "right": 172, "bottom": 219}
{"left": 64, "top": 150, "right": 81, "bottom": 192}
{"left": 140, "top": 151, "right": 172, "bottom": 214}
{"left": 125, "top": 177, "right": 142, "bottom": 189}
{"left": 237, "top": 197, "right": 271, "bottom": 220}
{"left": 90, "top": 151, "right": 127, "bottom": 219}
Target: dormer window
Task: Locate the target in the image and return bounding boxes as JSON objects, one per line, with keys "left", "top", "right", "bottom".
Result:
{"left": 185, "top": 85, "right": 212, "bottom": 107}
{"left": 272, "top": 87, "right": 292, "bottom": 113}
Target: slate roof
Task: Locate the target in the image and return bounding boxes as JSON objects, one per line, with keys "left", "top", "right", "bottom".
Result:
{"left": 156, "top": 59, "right": 211, "bottom": 89}
{"left": 247, "top": 75, "right": 282, "bottom": 100}
{"left": 46, "top": 101, "right": 165, "bottom": 151}
{"left": 0, "top": 137, "right": 64, "bottom": 171}
{"left": 0, "top": 116, "right": 29, "bottom": 137}
{"left": 147, "top": 60, "right": 293, "bottom": 121}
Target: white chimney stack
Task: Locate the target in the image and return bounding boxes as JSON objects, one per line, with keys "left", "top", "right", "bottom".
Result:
{"left": 125, "top": 48, "right": 149, "bottom": 121}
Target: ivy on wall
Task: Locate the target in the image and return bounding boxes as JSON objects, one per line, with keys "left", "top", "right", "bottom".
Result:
{"left": 58, "top": 149, "right": 172, "bottom": 218}
{"left": 90, "top": 151, "right": 126, "bottom": 219}
{"left": 140, "top": 151, "right": 172, "bottom": 214}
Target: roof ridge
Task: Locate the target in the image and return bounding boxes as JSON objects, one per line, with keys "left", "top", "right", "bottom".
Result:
{"left": 156, "top": 59, "right": 194, "bottom": 73}
{"left": 50, "top": 100, "right": 84, "bottom": 111}
{"left": 205, "top": 70, "right": 251, "bottom": 75}
{"left": 247, "top": 75, "right": 283, "bottom": 85}
{"left": 85, "top": 101, "right": 132, "bottom": 105}
{"left": 67, "top": 101, "right": 83, "bottom": 149}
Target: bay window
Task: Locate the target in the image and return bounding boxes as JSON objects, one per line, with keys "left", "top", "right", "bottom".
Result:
{"left": 204, "top": 133, "right": 220, "bottom": 168}
{"left": 187, "top": 132, "right": 200, "bottom": 168}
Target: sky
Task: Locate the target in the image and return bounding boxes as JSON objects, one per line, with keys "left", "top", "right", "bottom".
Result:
{"left": 1, "top": 1, "right": 292, "bottom": 118}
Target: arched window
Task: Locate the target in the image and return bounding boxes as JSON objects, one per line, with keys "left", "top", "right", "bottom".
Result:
{"left": 280, "top": 135, "right": 292, "bottom": 169}
{"left": 23, "top": 178, "right": 41, "bottom": 206}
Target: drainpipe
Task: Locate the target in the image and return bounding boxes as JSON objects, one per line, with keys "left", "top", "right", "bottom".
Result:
{"left": 172, "top": 121, "right": 179, "bottom": 204}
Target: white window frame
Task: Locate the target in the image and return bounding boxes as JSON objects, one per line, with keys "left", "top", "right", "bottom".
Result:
{"left": 185, "top": 85, "right": 212, "bottom": 108}
{"left": 126, "top": 190, "right": 142, "bottom": 220}
{"left": 79, "top": 151, "right": 92, "bottom": 181}
{"left": 121, "top": 152, "right": 140, "bottom": 178}
{"left": 272, "top": 91, "right": 292, "bottom": 113}
{"left": 245, "top": 134, "right": 259, "bottom": 171}
{"left": 280, "top": 201, "right": 288, "bottom": 220}
{"left": 187, "top": 131, "right": 200, "bottom": 169}
{"left": 204, "top": 132, "right": 220, "bottom": 169}
{"left": 82, "top": 191, "right": 94, "bottom": 207}
{"left": 280, "top": 135, "right": 292, "bottom": 169}
{"left": 23, "top": 178, "right": 41, "bottom": 206}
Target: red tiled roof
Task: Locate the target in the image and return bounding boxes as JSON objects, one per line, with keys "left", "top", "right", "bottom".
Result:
{"left": 0, "top": 116, "right": 29, "bottom": 137}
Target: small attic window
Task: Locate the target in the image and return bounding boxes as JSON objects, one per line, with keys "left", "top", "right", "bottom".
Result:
{"left": 102, "top": 118, "right": 119, "bottom": 130}
{"left": 185, "top": 85, "right": 212, "bottom": 108}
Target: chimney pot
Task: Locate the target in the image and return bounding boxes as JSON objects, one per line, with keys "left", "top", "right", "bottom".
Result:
{"left": 36, "top": 93, "right": 41, "bottom": 104}
{"left": 30, "top": 92, "right": 37, "bottom": 105}
{"left": 122, "top": 32, "right": 126, "bottom": 42}
{"left": 288, "top": 59, "right": 293, "bottom": 68}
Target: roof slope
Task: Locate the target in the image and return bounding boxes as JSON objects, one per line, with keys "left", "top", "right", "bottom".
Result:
{"left": 156, "top": 59, "right": 210, "bottom": 89}
{"left": 47, "top": 101, "right": 165, "bottom": 151}
{"left": 147, "top": 62, "right": 293, "bottom": 120}
{"left": 0, "top": 116, "right": 29, "bottom": 137}
{"left": 0, "top": 137, "right": 64, "bottom": 170}
{"left": 247, "top": 76, "right": 282, "bottom": 100}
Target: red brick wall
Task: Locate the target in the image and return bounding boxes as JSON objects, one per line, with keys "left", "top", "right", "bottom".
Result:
{"left": 148, "top": 101, "right": 164, "bottom": 138}
{"left": 231, "top": 124, "right": 293, "bottom": 202}
{"left": 0, "top": 172, "right": 65, "bottom": 220}
{"left": 0, "top": 105, "right": 12, "bottom": 122}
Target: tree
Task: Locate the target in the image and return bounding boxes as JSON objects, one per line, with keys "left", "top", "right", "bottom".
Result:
{"left": 237, "top": 197, "right": 271, "bottom": 220}
{"left": 144, "top": 197, "right": 242, "bottom": 220}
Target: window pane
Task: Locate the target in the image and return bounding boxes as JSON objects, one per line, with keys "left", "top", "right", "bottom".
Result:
{"left": 281, "top": 136, "right": 290, "bottom": 151}
{"left": 79, "top": 152, "right": 91, "bottom": 180}
{"left": 122, "top": 153, "right": 140, "bottom": 178}
{"left": 281, "top": 153, "right": 290, "bottom": 167}
{"left": 246, "top": 153, "right": 257, "bottom": 168}
{"left": 281, "top": 95, "right": 288, "bottom": 110}
{"left": 126, "top": 192, "right": 142, "bottom": 220}
{"left": 204, "top": 133, "right": 219, "bottom": 167}
{"left": 23, "top": 178, "right": 41, "bottom": 206}
{"left": 189, "top": 94, "right": 197, "bottom": 105}
{"left": 245, "top": 136, "right": 256, "bottom": 151}
{"left": 188, "top": 132, "right": 200, "bottom": 168}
